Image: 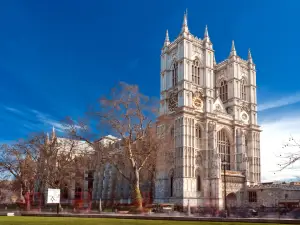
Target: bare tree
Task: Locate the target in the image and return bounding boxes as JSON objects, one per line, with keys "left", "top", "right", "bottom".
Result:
{"left": 0, "top": 138, "right": 38, "bottom": 210}
{"left": 0, "top": 130, "right": 91, "bottom": 210}
{"left": 0, "top": 180, "right": 11, "bottom": 203}
{"left": 68, "top": 82, "right": 170, "bottom": 210}
{"left": 278, "top": 136, "right": 300, "bottom": 171}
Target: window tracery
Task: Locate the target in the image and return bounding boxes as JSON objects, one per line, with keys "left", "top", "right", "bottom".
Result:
{"left": 217, "top": 129, "right": 231, "bottom": 170}
{"left": 220, "top": 80, "right": 228, "bottom": 102}
{"left": 172, "top": 62, "right": 178, "bottom": 87}
{"left": 195, "top": 124, "right": 202, "bottom": 149}
{"left": 241, "top": 79, "right": 246, "bottom": 100}
{"left": 192, "top": 59, "right": 200, "bottom": 85}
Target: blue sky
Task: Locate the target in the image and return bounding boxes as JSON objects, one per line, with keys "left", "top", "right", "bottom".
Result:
{"left": 1, "top": 0, "right": 300, "bottom": 181}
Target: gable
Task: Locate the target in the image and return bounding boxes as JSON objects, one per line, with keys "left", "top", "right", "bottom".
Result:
{"left": 213, "top": 97, "right": 226, "bottom": 113}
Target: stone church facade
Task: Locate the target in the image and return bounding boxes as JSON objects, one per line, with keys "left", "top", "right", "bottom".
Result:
{"left": 155, "top": 12, "right": 261, "bottom": 209}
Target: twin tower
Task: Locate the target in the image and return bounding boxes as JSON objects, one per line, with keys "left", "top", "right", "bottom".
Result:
{"left": 155, "top": 12, "right": 261, "bottom": 208}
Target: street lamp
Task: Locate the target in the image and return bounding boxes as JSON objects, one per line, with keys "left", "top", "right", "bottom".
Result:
{"left": 222, "top": 154, "right": 227, "bottom": 214}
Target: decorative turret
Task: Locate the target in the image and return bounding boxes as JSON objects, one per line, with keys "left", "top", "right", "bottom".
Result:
{"left": 248, "top": 48, "right": 253, "bottom": 64}
{"left": 181, "top": 10, "right": 189, "bottom": 34}
{"left": 229, "top": 40, "right": 237, "bottom": 57}
{"left": 163, "top": 30, "right": 170, "bottom": 47}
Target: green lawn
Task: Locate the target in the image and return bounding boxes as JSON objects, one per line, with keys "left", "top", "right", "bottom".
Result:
{"left": 0, "top": 217, "right": 291, "bottom": 225}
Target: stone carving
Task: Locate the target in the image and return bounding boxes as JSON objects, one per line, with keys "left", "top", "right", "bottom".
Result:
{"left": 193, "top": 90, "right": 203, "bottom": 98}
{"left": 168, "top": 92, "right": 178, "bottom": 111}
{"left": 196, "top": 151, "right": 203, "bottom": 165}
{"left": 240, "top": 102, "right": 250, "bottom": 112}
{"left": 227, "top": 107, "right": 233, "bottom": 114}
{"left": 241, "top": 66, "right": 248, "bottom": 74}
{"left": 215, "top": 104, "right": 221, "bottom": 112}
{"left": 208, "top": 121, "right": 216, "bottom": 132}
{"left": 210, "top": 153, "right": 220, "bottom": 178}
{"left": 216, "top": 89, "right": 220, "bottom": 98}
{"left": 192, "top": 45, "right": 203, "bottom": 56}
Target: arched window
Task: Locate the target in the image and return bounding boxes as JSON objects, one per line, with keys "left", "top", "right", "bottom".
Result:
{"left": 220, "top": 80, "right": 228, "bottom": 102}
{"left": 170, "top": 127, "right": 174, "bottom": 139}
{"left": 170, "top": 176, "right": 173, "bottom": 197}
{"left": 192, "top": 59, "right": 200, "bottom": 85}
{"left": 197, "top": 175, "right": 201, "bottom": 192}
{"left": 241, "top": 79, "right": 246, "bottom": 100}
{"left": 172, "top": 62, "right": 178, "bottom": 87}
{"left": 195, "top": 125, "right": 202, "bottom": 149}
{"left": 217, "top": 129, "right": 231, "bottom": 170}
{"left": 245, "top": 137, "right": 248, "bottom": 149}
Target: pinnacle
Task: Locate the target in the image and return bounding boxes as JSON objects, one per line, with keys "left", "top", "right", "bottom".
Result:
{"left": 248, "top": 48, "right": 253, "bottom": 63}
{"left": 231, "top": 40, "right": 236, "bottom": 52}
{"left": 164, "top": 29, "right": 170, "bottom": 47}
{"left": 181, "top": 10, "right": 189, "bottom": 33}
{"left": 204, "top": 25, "right": 209, "bottom": 38}
{"left": 230, "top": 40, "right": 237, "bottom": 57}
{"left": 165, "top": 30, "right": 170, "bottom": 42}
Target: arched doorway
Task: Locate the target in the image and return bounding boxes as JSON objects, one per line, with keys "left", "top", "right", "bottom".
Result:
{"left": 226, "top": 193, "right": 237, "bottom": 208}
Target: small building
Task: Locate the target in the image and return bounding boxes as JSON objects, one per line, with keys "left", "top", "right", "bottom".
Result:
{"left": 246, "top": 182, "right": 300, "bottom": 208}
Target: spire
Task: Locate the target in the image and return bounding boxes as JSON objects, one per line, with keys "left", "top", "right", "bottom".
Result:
{"left": 204, "top": 25, "right": 209, "bottom": 39}
{"left": 51, "top": 126, "right": 56, "bottom": 141}
{"left": 229, "top": 40, "right": 237, "bottom": 57}
{"left": 181, "top": 9, "right": 189, "bottom": 34}
{"left": 248, "top": 48, "right": 253, "bottom": 63}
{"left": 163, "top": 29, "right": 170, "bottom": 47}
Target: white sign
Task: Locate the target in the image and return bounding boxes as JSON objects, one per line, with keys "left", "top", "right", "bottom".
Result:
{"left": 47, "top": 188, "right": 61, "bottom": 204}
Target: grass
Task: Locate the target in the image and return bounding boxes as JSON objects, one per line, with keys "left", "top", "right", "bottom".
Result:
{"left": 0, "top": 217, "right": 292, "bottom": 225}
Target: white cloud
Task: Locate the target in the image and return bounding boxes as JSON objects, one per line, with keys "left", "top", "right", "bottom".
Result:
{"left": 2, "top": 105, "right": 67, "bottom": 132}
{"left": 3, "top": 106, "right": 25, "bottom": 115}
{"left": 30, "top": 109, "right": 65, "bottom": 132}
{"left": 258, "top": 92, "right": 300, "bottom": 111}
{"left": 261, "top": 116, "right": 300, "bottom": 182}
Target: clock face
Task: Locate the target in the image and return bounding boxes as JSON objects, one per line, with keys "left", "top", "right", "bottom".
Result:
{"left": 241, "top": 112, "right": 249, "bottom": 122}
{"left": 193, "top": 97, "right": 203, "bottom": 110}
{"left": 194, "top": 98, "right": 202, "bottom": 107}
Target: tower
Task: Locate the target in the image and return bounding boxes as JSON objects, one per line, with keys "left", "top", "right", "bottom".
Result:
{"left": 155, "top": 12, "right": 261, "bottom": 208}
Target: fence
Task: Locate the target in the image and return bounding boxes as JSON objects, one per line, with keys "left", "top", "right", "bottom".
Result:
{"left": 0, "top": 191, "right": 153, "bottom": 212}
{"left": 1, "top": 191, "right": 300, "bottom": 219}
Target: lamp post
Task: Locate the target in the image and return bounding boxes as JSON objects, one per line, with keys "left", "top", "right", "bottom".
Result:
{"left": 222, "top": 155, "right": 227, "bottom": 215}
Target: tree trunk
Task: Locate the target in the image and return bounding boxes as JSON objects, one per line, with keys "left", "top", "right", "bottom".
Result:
{"left": 132, "top": 170, "right": 143, "bottom": 211}
{"left": 25, "top": 192, "right": 31, "bottom": 211}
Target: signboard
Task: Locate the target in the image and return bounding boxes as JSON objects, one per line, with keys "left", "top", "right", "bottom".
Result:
{"left": 47, "top": 188, "right": 60, "bottom": 204}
